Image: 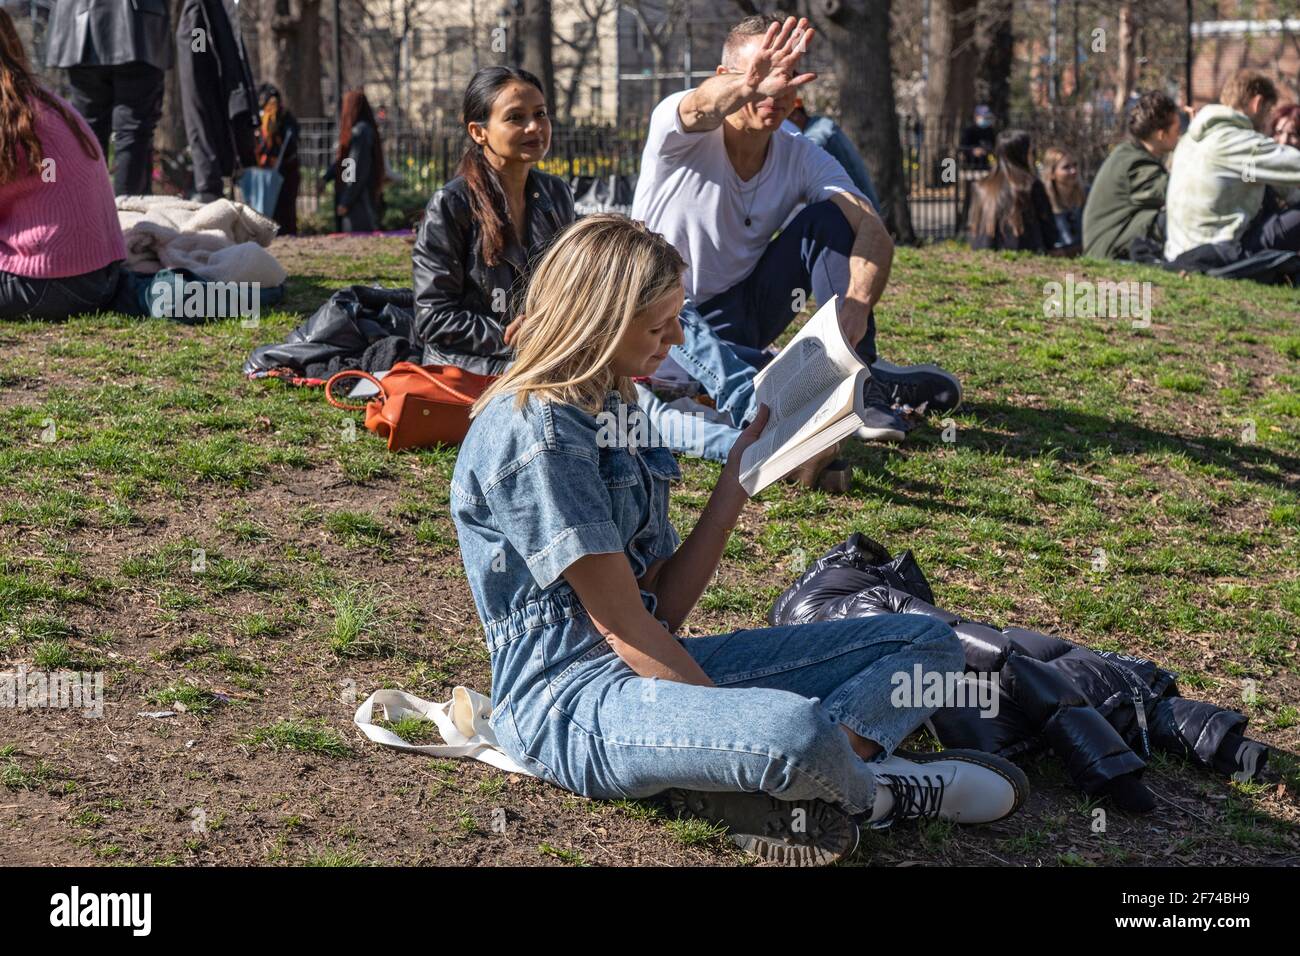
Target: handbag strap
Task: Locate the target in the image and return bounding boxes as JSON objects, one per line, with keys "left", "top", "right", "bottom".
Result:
{"left": 325, "top": 365, "right": 479, "bottom": 412}
{"left": 402, "top": 363, "right": 480, "bottom": 405}
{"left": 324, "top": 368, "right": 385, "bottom": 411}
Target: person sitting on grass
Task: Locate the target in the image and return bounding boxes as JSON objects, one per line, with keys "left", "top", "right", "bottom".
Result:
{"left": 450, "top": 212, "right": 1028, "bottom": 868}
{"left": 1040, "top": 145, "right": 1086, "bottom": 254}
{"left": 631, "top": 13, "right": 963, "bottom": 453}
{"left": 410, "top": 66, "right": 745, "bottom": 463}
{"left": 967, "top": 129, "right": 1066, "bottom": 256}
{"left": 1164, "top": 70, "right": 1300, "bottom": 260}
{"left": 0, "top": 8, "right": 131, "bottom": 321}
{"left": 411, "top": 66, "right": 573, "bottom": 377}
{"left": 1268, "top": 102, "right": 1300, "bottom": 208}
{"left": 1081, "top": 90, "right": 1182, "bottom": 261}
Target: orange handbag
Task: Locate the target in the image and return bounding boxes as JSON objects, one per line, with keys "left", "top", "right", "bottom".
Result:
{"left": 325, "top": 362, "right": 496, "bottom": 450}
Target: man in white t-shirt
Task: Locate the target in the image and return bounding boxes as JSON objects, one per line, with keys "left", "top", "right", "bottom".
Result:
{"left": 632, "top": 14, "right": 962, "bottom": 442}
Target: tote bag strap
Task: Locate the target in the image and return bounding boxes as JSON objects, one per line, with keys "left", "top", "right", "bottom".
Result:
{"left": 274, "top": 126, "right": 295, "bottom": 171}
{"left": 353, "top": 687, "right": 535, "bottom": 777}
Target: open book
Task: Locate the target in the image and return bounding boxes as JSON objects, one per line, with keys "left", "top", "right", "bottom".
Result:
{"left": 739, "top": 295, "right": 870, "bottom": 495}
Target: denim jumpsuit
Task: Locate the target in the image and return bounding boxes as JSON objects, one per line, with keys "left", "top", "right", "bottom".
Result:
{"left": 450, "top": 389, "right": 963, "bottom": 816}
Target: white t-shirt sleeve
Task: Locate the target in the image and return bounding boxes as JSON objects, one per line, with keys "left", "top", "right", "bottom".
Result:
{"left": 646, "top": 90, "right": 708, "bottom": 163}
{"left": 795, "top": 135, "right": 866, "bottom": 206}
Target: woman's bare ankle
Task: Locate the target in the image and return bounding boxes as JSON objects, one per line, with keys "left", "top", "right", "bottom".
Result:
{"left": 840, "top": 722, "right": 882, "bottom": 760}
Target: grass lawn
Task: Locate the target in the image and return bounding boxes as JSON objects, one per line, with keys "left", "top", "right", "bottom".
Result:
{"left": 1, "top": 235, "right": 1297, "bottom": 866}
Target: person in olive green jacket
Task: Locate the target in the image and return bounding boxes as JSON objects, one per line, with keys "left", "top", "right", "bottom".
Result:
{"left": 1082, "top": 91, "right": 1183, "bottom": 260}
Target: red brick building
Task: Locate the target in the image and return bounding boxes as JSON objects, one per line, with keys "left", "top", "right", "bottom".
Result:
{"left": 1191, "top": 6, "right": 1300, "bottom": 107}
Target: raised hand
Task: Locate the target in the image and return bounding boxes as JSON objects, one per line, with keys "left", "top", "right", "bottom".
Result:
{"left": 743, "top": 16, "right": 817, "bottom": 101}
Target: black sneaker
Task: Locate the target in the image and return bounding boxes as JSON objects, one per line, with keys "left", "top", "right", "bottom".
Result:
{"left": 855, "top": 377, "right": 911, "bottom": 442}
{"left": 869, "top": 359, "right": 963, "bottom": 415}
{"left": 665, "top": 789, "right": 860, "bottom": 866}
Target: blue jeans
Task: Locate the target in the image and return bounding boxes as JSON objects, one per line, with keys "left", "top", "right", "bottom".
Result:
{"left": 636, "top": 306, "right": 761, "bottom": 462}
{"left": 634, "top": 383, "right": 742, "bottom": 463}
{"left": 649, "top": 199, "right": 878, "bottom": 460}
{"left": 694, "top": 198, "right": 876, "bottom": 366}
{"left": 501, "top": 613, "right": 964, "bottom": 816}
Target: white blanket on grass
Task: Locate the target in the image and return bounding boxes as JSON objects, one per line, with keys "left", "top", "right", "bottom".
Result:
{"left": 115, "top": 195, "right": 287, "bottom": 286}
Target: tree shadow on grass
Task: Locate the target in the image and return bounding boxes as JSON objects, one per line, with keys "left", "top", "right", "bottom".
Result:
{"left": 279, "top": 277, "right": 352, "bottom": 317}
{"left": 919, "top": 400, "right": 1300, "bottom": 491}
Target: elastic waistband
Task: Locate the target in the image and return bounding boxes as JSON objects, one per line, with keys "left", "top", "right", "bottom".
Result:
{"left": 481, "top": 587, "right": 660, "bottom": 652}
{"left": 482, "top": 588, "right": 588, "bottom": 651}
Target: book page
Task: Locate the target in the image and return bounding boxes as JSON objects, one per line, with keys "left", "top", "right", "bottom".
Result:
{"left": 740, "top": 370, "right": 864, "bottom": 494}
{"left": 751, "top": 295, "right": 865, "bottom": 426}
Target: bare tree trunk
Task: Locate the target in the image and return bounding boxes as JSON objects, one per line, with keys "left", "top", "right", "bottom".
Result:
{"left": 976, "top": 0, "right": 1014, "bottom": 120}
{"left": 521, "top": 0, "right": 556, "bottom": 110}
{"left": 556, "top": 0, "right": 615, "bottom": 121}
{"left": 809, "top": 0, "right": 914, "bottom": 243}
{"left": 626, "top": 0, "right": 681, "bottom": 108}
{"left": 1116, "top": 1, "right": 1138, "bottom": 113}
{"left": 255, "top": 0, "right": 324, "bottom": 117}
{"left": 924, "top": 0, "right": 977, "bottom": 128}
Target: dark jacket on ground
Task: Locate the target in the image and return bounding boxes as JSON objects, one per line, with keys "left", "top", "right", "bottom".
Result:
{"left": 175, "top": 0, "right": 257, "bottom": 198}
{"left": 46, "top": 0, "right": 174, "bottom": 71}
{"left": 1082, "top": 141, "right": 1169, "bottom": 260}
{"left": 969, "top": 179, "right": 1061, "bottom": 253}
{"left": 411, "top": 168, "right": 575, "bottom": 375}
{"left": 771, "top": 534, "right": 1256, "bottom": 797}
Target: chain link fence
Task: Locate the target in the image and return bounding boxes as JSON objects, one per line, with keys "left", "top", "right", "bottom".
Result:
{"left": 900, "top": 111, "right": 1122, "bottom": 241}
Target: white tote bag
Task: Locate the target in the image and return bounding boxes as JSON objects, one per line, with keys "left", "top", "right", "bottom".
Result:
{"left": 353, "top": 686, "right": 536, "bottom": 777}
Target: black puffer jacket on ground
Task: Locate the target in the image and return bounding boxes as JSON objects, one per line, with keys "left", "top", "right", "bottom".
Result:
{"left": 243, "top": 286, "right": 419, "bottom": 384}
{"left": 771, "top": 534, "right": 1258, "bottom": 796}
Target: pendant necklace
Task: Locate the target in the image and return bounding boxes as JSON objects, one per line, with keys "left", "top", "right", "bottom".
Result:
{"left": 740, "top": 177, "right": 759, "bottom": 228}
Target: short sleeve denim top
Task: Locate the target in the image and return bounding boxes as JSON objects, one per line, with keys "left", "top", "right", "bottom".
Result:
{"left": 451, "top": 389, "right": 682, "bottom": 710}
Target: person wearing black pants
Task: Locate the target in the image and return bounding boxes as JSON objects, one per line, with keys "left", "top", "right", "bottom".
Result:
{"left": 45, "top": 0, "right": 173, "bottom": 196}
{"left": 175, "top": 0, "right": 258, "bottom": 202}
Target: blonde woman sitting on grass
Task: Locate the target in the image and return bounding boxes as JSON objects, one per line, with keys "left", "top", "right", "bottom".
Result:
{"left": 448, "top": 213, "right": 1028, "bottom": 866}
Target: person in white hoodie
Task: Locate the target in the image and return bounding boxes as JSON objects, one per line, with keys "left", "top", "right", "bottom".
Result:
{"left": 1165, "top": 72, "right": 1300, "bottom": 260}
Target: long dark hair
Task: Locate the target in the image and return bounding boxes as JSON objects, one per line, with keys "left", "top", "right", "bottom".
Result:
{"left": 336, "top": 89, "right": 384, "bottom": 205}
{"left": 0, "top": 8, "right": 99, "bottom": 186}
{"left": 969, "top": 129, "right": 1037, "bottom": 240}
{"left": 457, "top": 66, "right": 546, "bottom": 267}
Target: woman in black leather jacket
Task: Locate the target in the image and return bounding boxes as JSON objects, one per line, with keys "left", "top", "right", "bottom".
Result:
{"left": 411, "top": 67, "right": 575, "bottom": 375}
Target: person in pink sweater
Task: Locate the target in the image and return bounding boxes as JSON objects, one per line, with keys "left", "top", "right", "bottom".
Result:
{"left": 1, "top": 9, "right": 130, "bottom": 320}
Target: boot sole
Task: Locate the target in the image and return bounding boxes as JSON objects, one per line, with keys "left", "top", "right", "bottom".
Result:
{"left": 889, "top": 747, "right": 1030, "bottom": 822}
{"left": 665, "top": 789, "right": 860, "bottom": 867}
{"left": 870, "top": 360, "right": 964, "bottom": 415}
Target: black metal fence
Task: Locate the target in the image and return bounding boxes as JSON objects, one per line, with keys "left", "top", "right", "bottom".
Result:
{"left": 899, "top": 112, "right": 1122, "bottom": 241}
{"left": 289, "top": 111, "right": 1121, "bottom": 239}
{"left": 294, "top": 118, "right": 650, "bottom": 231}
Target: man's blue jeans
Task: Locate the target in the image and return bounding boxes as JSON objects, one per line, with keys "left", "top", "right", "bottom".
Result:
{"left": 694, "top": 198, "right": 876, "bottom": 366}
{"left": 645, "top": 199, "right": 876, "bottom": 461}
